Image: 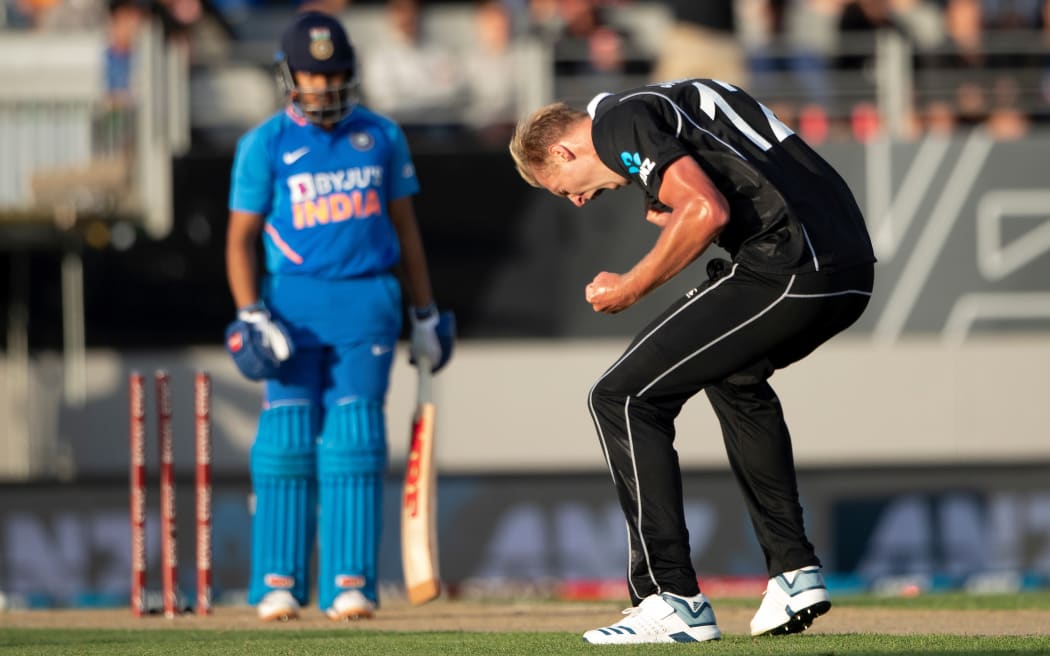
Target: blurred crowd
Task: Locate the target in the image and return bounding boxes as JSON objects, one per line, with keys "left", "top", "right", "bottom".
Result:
{"left": 738, "top": 0, "right": 1050, "bottom": 141}
{"left": 3, "top": 0, "right": 1050, "bottom": 144}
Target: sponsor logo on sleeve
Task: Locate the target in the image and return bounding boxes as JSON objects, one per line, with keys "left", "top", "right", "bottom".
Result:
{"left": 619, "top": 151, "right": 656, "bottom": 185}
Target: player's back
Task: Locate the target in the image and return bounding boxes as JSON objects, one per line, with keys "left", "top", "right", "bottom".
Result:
{"left": 592, "top": 79, "right": 875, "bottom": 272}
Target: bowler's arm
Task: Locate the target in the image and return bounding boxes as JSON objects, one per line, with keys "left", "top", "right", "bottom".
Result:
{"left": 586, "top": 156, "right": 729, "bottom": 313}
{"left": 626, "top": 156, "right": 729, "bottom": 296}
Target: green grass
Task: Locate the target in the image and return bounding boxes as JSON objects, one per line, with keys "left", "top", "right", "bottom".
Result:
{"left": 829, "top": 592, "right": 1050, "bottom": 610}
{"left": 714, "top": 591, "right": 1050, "bottom": 610}
{"left": 2, "top": 594, "right": 1049, "bottom": 656}
{"left": 1, "top": 630, "right": 1048, "bottom": 656}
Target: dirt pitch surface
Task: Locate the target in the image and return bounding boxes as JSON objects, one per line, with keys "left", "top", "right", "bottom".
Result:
{"left": 4, "top": 600, "right": 1049, "bottom": 636}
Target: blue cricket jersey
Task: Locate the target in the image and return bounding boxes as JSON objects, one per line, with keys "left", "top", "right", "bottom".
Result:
{"left": 229, "top": 105, "right": 418, "bottom": 346}
{"left": 229, "top": 105, "right": 420, "bottom": 280}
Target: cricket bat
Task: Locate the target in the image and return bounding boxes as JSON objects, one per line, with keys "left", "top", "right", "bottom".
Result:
{"left": 401, "top": 356, "right": 440, "bottom": 605}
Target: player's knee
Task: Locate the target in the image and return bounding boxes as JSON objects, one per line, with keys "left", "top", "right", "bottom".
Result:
{"left": 318, "top": 399, "right": 387, "bottom": 477}
{"left": 251, "top": 402, "right": 318, "bottom": 478}
{"left": 588, "top": 376, "right": 628, "bottom": 412}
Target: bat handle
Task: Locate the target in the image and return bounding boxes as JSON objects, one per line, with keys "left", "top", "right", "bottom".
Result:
{"left": 416, "top": 355, "right": 433, "bottom": 405}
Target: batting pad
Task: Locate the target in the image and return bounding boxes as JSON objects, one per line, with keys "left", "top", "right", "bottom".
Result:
{"left": 317, "top": 399, "right": 388, "bottom": 610}
{"left": 248, "top": 402, "right": 319, "bottom": 606}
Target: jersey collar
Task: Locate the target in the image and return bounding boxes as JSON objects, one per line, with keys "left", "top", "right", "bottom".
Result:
{"left": 587, "top": 92, "right": 613, "bottom": 118}
{"left": 284, "top": 104, "right": 359, "bottom": 131}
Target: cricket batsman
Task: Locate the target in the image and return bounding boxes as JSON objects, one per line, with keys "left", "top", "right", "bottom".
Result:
{"left": 224, "top": 10, "right": 452, "bottom": 622}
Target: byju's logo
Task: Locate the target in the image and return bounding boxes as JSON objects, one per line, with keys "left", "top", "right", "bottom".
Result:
{"left": 620, "top": 151, "right": 656, "bottom": 185}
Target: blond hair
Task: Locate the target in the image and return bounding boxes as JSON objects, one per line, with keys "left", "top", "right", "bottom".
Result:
{"left": 508, "top": 103, "right": 588, "bottom": 187}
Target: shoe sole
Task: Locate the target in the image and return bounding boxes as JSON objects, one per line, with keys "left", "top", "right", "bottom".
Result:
{"left": 760, "top": 600, "right": 831, "bottom": 636}
{"left": 582, "top": 633, "right": 720, "bottom": 644}
{"left": 258, "top": 609, "right": 299, "bottom": 622}
{"left": 582, "top": 625, "right": 721, "bottom": 644}
{"left": 327, "top": 609, "right": 375, "bottom": 621}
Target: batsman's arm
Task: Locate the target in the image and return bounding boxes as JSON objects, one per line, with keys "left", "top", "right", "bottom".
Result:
{"left": 226, "top": 210, "right": 264, "bottom": 309}
{"left": 388, "top": 197, "right": 434, "bottom": 310}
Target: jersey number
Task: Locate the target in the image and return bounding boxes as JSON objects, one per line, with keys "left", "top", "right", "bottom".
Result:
{"left": 691, "top": 81, "right": 794, "bottom": 152}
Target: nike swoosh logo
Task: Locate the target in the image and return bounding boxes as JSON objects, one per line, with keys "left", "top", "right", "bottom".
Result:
{"left": 370, "top": 344, "right": 391, "bottom": 356}
{"left": 282, "top": 147, "right": 310, "bottom": 165}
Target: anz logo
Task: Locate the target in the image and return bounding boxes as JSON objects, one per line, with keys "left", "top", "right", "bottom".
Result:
{"left": 619, "top": 151, "right": 656, "bottom": 186}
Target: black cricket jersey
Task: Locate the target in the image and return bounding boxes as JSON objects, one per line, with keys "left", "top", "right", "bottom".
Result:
{"left": 587, "top": 79, "right": 876, "bottom": 273}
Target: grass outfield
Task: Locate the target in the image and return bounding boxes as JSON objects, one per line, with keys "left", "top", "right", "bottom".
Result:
{"left": 2, "top": 593, "right": 1049, "bottom": 655}
{"left": 726, "top": 591, "right": 1050, "bottom": 610}
{"left": 1, "top": 630, "right": 1049, "bottom": 656}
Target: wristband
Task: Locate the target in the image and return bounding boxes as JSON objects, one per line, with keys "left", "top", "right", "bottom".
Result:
{"left": 411, "top": 303, "right": 438, "bottom": 322}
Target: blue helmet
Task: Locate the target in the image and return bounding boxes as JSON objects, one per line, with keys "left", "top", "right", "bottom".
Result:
{"left": 275, "top": 11, "right": 359, "bottom": 125}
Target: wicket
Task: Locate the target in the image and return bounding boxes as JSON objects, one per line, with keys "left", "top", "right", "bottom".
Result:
{"left": 129, "top": 370, "right": 212, "bottom": 618}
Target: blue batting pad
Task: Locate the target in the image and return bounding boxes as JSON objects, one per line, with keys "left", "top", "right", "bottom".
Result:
{"left": 248, "top": 402, "right": 318, "bottom": 606}
{"left": 317, "top": 399, "right": 388, "bottom": 610}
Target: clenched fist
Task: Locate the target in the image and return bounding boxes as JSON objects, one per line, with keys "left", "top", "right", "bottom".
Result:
{"left": 585, "top": 271, "right": 639, "bottom": 314}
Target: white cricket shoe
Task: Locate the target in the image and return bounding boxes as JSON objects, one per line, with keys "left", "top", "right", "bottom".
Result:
{"left": 257, "top": 590, "right": 299, "bottom": 622}
{"left": 325, "top": 590, "right": 376, "bottom": 621}
{"left": 750, "top": 565, "right": 832, "bottom": 636}
{"left": 582, "top": 592, "right": 721, "bottom": 644}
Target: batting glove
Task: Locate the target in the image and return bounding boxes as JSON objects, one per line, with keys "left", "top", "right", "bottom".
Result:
{"left": 225, "top": 302, "right": 295, "bottom": 380}
{"left": 409, "top": 303, "right": 455, "bottom": 373}
{"left": 237, "top": 302, "right": 293, "bottom": 361}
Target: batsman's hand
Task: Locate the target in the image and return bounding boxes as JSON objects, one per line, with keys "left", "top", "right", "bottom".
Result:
{"left": 225, "top": 302, "right": 295, "bottom": 380}
{"left": 585, "top": 272, "right": 639, "bottom": 314}
{"left": 409, "top": 304, "right": 455, "bottom": 373}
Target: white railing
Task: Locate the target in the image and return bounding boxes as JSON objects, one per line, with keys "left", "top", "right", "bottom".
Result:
{"left": 0, "top": 20, "right": 188, "bottom": 480}
{"left": 747, "top": 29, "right": 1050, "bottom": 137}
{"left": 0, "top": 19, "right": 187, "bottom": 237}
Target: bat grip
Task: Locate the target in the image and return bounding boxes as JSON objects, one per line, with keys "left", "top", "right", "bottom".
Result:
{"left": 416, "top": 356, "right": 433, "bottom": 405}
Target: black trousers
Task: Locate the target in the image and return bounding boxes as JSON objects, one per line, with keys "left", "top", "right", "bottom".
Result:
{"left": 587, "top": 260, "right": 874, "bottom": 605}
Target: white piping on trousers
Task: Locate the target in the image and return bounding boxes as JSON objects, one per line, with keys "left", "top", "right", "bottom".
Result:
{"left": 638, "top": 275, "right": 797, "bottom": 396}
{"left": 586, "top": 265, "right": 740, "bottom": 597}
